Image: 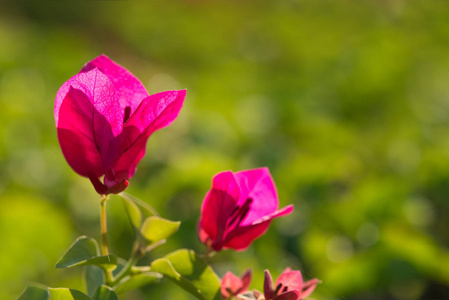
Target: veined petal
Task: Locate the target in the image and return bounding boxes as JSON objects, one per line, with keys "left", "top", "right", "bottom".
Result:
{"left": 80, "top": 54, "right": 149, "bottom": 116}
{"left": 199, "top": 171, "right": 241, "bottom": 250}
{"left": 104, "top": 90, "right": 186, "bottom": 187}
{"left": 57, "top": 88, "right": 104, "bottom": 178}
{"left": 55, "top": 68, "right": 124, "bottom": 171}
{"left": 234, "top": 168, "right": 279, "bottom": 226}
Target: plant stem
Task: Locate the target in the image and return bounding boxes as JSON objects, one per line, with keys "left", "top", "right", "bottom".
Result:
{"left": 111, "top": 243, "right": 141, "bottom": 287}
{"left": 100, "top": 194, "right": 113, "bottom": 285}
{"left": 100, "top": 195, "right": 109, "bottom": 256}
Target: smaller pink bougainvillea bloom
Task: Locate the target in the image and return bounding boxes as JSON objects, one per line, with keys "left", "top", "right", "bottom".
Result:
{"left": 263, "top": 268, "right": 319, "bottom": 300}
{"left": 55, "top": 55, "right": 186, "bottom": 194}
{"left": 198, "top": 167, "right": 293, "bottom": 251}
{"left": 221, "top": 269, "right": 252, "bottom": 299}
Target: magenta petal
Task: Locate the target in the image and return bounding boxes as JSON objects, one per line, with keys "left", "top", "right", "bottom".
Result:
{"left": 104, "top": 90, "right": 186, "bottom": 187}
{"left": 301, "top": 278, "right": 319, "bottom": 299}
{"left": 80, "top": 54, "right": 149, "bottom": 115}
{"left": 89, "top": 175, "right": 108, "bottom": 194}
{"left": 57, "top": 88, "right": 104, "bottom": 177}
{"left": 55, "top": 69, "right": 124, "bottom": 171}
{"left": 221, "top": 272, "right": 243, "bottom": 299}
{"left": 234, "top": 168, "right": 279, "bottom": 226}
{"left": 199, "top": 171, "right": 241, "bottom": 249}
{"left": 273, "top": 291, "right": 301, "bottom": 300}
{"left": 275, "top": 271, "right": 303, "bottom": 295}
{"left": 240, "top": 269, "right": 252, "bottom": 291}
{"left": 264, "top": 270, "right": 275, "bottom": 300}
{"left": 223, "top": 205, "right": 293, "bottom": 250}
{"left": 223, "top": 220, "right": 271, "bottom": 251}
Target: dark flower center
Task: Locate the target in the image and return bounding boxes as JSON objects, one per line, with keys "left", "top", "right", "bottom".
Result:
{"left": 227, "top": 198, "right": 253, "bottom": 229}
{"left": 274, "top": 283, "right": 288, "bottom": 295}
{"left": 123, "top": 106, "right": 131, "bottom": 123}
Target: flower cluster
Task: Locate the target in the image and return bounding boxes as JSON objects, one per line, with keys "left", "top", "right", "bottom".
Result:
{"left": 51, "top": 55, "right": 319, "bottom": 300}
{"left": 222, "top": 268, "right": 318, "bottom": 300}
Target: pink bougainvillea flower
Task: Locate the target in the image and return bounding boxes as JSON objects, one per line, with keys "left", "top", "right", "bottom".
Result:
{"left": 198, "top": 167, "right": 293, "bottom": 251}
{"left": 263, "top": 268, "right": 319, "bottom": 300}
{"left": 221, "top": 269, "right": 252, "bottom": 299}
{"left": 55, "top": 55, "right": 186, "bottom": 194}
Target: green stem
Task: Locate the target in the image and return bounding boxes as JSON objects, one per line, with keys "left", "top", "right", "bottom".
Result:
{"left": 100, "top": 195, "right": 109, "bottom": 256}
{"left": 100, "top": 195, "right": 113, "bottom": 285}
{"left": 111, "top": 243, "right": 140, "bottom": 287}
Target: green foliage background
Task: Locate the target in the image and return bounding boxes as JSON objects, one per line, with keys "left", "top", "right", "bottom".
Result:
{"left": 1, "top": 1, "right": 449, "bottom": 299}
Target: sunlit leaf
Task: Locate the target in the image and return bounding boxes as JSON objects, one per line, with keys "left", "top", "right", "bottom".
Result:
{"left": 150, "top": 249, "right": 221, "bottom": 300}
{"left": 48, "top": 288, "right": 92, "bottom": 300}
{"left": 17, "top": 286, "right": 49, "bottom": 300}
{"left": 114, "top": 272, "right": 162, "bottom": 294}
{"left": 92, "top": 286, "right": 118, "bottom": 300}
{"left": 55, "top": 236, "right": 117, "bottom": 270}
{"left": 140, "top": 216, "right": 180, "bottom": 244}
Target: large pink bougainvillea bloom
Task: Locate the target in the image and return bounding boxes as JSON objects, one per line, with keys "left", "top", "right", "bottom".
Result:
{"left": 198, "top": 167, "right": 293, "bottom": 251}
{"left": 262, "top": 268, "right": 319, "bottom": 300}
{"left": 55, "top": 55, "right": 186, "bottom": 194}
{"left": 221, "top": 269, "right": 252, "bottom": 299}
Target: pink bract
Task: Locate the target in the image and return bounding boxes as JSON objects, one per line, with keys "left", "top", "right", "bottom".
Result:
{"left": 198, "top": 167, "right": 293, "bottom": 251}
{"left": 221, "top": 269, "right": 252, "bottom": 299}
{"left": 263, "top": 268, "right": 319, "bottom": 300}
{"left": 55, "top": 55, "right": 186, "bottom": 194}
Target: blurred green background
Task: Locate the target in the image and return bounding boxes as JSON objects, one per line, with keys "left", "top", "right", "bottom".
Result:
{"left": 1, "top": 1, "right": 449, "bottom": 299}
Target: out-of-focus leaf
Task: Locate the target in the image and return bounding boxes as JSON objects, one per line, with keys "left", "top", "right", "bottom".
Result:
{"left": 92, "top": 286, "right": 118, "bottom": 300}
{"left": 150, "top": 249, "right": 221, "bottom": 300}
{"left": 119, "top": 192, "right": 158, "bottom": 218}
{"left": 112, "top": 257, "right": 127, "bottom": 277}
{"left": 48, "top": 288, "right": 92, "bottom": 300}
{"left": 55, "top": 236, "right": 117, "bottom": 270}
{"left": 140, "top": 216, "right": 180, "bottom": 244}
{"left": 17, "top": 286, "right": 49, "bottom": 300}
{"left": 84, "top": 265, "right": 104, "bottom": 297}
{"left": 114, "top": 272, "right": 162, "bottom": 294}
{"left": 120, "top": 193, "right": 142, "bottom": 231}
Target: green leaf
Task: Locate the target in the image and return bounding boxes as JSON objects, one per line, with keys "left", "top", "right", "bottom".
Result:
{"left": 55, "top": 236, "right": 117, "bottom": 270}
{"left": 48, "top": 288, "right": 92, "bottom": 300}
{"left": 151, "top": 249, "right": 221, "bottom": 300}
{"left": 114, "top": 272, "right": 162, "bottom": 294}
{"left": 120, "top": 194, "right": 142, "bottom": 231}
{"left": 84, "top": 265, "right": 104, "bottom": 297}
{"left": 92, "top": 286, "right": 118, "bottom": 300}
{"left": 119, "top": 193, "right": 159, "bottom": 218}
{"left": 140, "top": 216, "right": 180, "bottom": 244}
{"left": 17, "top": 286, "right": 49, "bottom": 300}
{"left": 55, "top": 236, "right": 98, "bottom": 267}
